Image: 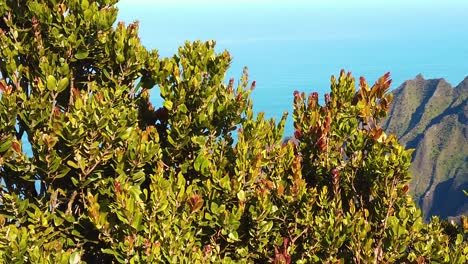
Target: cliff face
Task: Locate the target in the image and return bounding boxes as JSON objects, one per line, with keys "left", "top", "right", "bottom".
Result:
{"left": 382, "top": 75, "right": 468, "bottom": 221}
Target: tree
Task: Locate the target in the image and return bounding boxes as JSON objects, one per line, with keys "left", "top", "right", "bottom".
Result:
{"left": 0, "top": 0, "right": 465, "bottom": 263}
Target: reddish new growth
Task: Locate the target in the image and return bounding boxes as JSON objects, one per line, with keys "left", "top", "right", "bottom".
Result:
{"left": 293, "top": 90, "right": 299, "bottom": 97}
{"left": 331, "top": 168, "right": 339, "bottom": 178}
{"left": 114, "top": 180, "right": 121, "bottom": 194}
{"left": 144, "top": 239, "right": 151, "bottom": 256}
{"left": 53, "top": 106, "right": 60, "bottom": 117}
{"left": 236, "top": 92, "right": 243, "bottom": 101}
{"left": 203, "top": 244, "right": 212, "bottom": 259}
{"left": 271, "top": 238, "right": 291, "bottom": 264}
{"left": 249, "top": 81, "right": 256, "bottom": 91}
{"left": 11, "top": 141, "right": 20, "bottom": 153}
{"left": 0, "top": 81, "right": 12, "bottom": 94}
{"left": 227, "top": 78, "right": 235, "bottom": 93}
{"left": 331, "top": 168, "right": 340, "bottom": 194}
{"left": 324, "top": 116, "right": 331, "bottom": 130}
{"left": 311, "top": 92, "right": 318, "bottom": 101}
{"left": 402, "top": 185, "right": 409, "bottom": 194}
{"left": 316, "top": 137, "right": 326, "bottom": 151}
{"left": 324, "top": 93, "right": 330, "bottom": 105}
{"left": 294, "top": 129, "right": 302, "bottom": 139}
{"left": 188, "top": 194, "right": 203, "bottom": 213}
{"left": 31, "top": 16, "right": 39, "bottom": 31}
{"left": 383, "top": 71, "right": 391, "bottom": 79}
{"left": 359, "top": 76, "right": 366, "bottom": 87}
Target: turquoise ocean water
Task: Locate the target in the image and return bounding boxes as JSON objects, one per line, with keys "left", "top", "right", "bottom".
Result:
{"left": 117, "top": 4, "right": 468, "bottom": 136}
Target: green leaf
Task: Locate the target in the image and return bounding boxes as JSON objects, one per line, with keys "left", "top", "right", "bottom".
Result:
{"left": 67, "top": 160, "right": 79, "bottom": 169}
{"left": 120, "top": 127, "right": 133, "bottom": 140}
{"left": 237, "top": 190, "right": 245, "bottom": 202}
{"left": 210, "top": 202, "right": 219, "bottom": 214}
{"left": 55, "top": 167, "right": 71, "bottom": 179}
{"left": 456, "top": 233, "right": 463, "bottom": 245}
{"left": 194, "top": 152, "right": 204, "bottom": 172}
{"left": 75, "top": 50, "right": 89, "bottom": 60}
{"left": 191, "top": 136, "right": 206, "bottom": 146}
{"left": 57, "top": 77, "right": 69, "bottom": 93}
{"left": 201, "top": 158, "right": 209, "bottom": 174}
{"left": 219, "top": 174, "right": 231, "bottom": 191}
{"left": 163, "top": 100, "right": 173, "bottom": 111}
{"left": 69, "top": 252, "right": 81, "bottom": 264}
{"left": 131, "top": 211, "right": 143, "bottom": 231}
{"left": 81, "top": 0, "right": 89, "bottom": 10}
{"left": 227, "top": 231, "right": 239, "bottom": 242}
{"left": 260, "top": 221, "right": 273, "bottom": 234}
{"left": 0, "top": 139, "right": 12, "bottom": 152}
{"left": 101, "top": 248, "right": 118, "bottom": 257}
{"left": 54, "top": 216, "right": 64, "bottom": 227}
{"left": 155, "top": 200, "right": 168, "bottom": 213}
{"left": 71, "top": 177, "right": 79, "bottom": 186}
{"left": 102, "top": 68, "right": 112, "bottom": 79}
{"left": 47, "top": 75, "right": 57, "bottom": 91}
{"left": 179, "top": 103, "right": 188, "bottom": 113}
{"left": 132, "top": 171, "right": 145, "bottom": 183}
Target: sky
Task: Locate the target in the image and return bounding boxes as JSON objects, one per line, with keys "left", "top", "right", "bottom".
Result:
{"left": 116, "top": 0, "right": 468, "bottom": 131}
{"left": 116, "top": 0, "right": 468, "bottom": 70}
{"left": 117, "top": 0, "right": 468, "bottom": 55}
{"left": 119, "top": 0, "right": 468, "bottom": 8}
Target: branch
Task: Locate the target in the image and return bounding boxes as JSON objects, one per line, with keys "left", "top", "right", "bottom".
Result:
{"left": 373, "top": 176, "right": 398, "bottom": 263}
{"left": 68, "top": 71, "right": 74, "bottom": 109}
{"left": 66, "top": 190, "right": 77, "bottom": 215}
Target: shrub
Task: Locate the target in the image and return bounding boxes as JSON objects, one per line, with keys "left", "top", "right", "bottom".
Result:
{"left": 0, "top": 0, "right": 465, "bottom": 263}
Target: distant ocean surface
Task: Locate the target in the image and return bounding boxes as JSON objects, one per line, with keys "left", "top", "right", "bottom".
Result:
{"left": 118, "top": 5, "right": 468, "bottom": 136}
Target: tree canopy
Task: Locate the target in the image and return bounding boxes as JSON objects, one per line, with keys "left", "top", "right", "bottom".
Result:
{"left": 0, "top": 0, "right": 466, "bottom": 263}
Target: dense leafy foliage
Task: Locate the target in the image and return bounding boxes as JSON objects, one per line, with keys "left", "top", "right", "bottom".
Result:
{"left": 0, "top": 0, "right": 466, "bottom": 263}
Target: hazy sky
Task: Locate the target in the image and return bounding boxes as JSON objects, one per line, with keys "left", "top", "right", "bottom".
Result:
{"left": 119, "top": 0, "right": 468, "bottom": 9}
{"left": 117, "top": 0, "right": 468, "bottom": 56}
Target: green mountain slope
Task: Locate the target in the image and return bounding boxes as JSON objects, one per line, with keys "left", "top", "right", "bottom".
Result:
{"left": 382, "top": 74, "right": 468, "bottom": 222}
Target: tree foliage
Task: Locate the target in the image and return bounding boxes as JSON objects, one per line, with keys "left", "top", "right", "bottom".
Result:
{"left": 0, "top": 0, "right": 466, "bottom": 263}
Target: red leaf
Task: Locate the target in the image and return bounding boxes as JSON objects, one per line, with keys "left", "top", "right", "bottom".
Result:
{"left": 312, "top": 92, "right": 318, "bottom": 100}
{"left": 294, "top": 129, "right": 302, "bottom": 139}
{"left": 402, "top": 185, "right": 409, "bottom": 194}
{"left": 11, "top": 141, "right": 20, "bottom": 153}
{"left": 114, "top": 180, "right": 121, "bottom": 194}
{"left": 360, "top": 76, "right": 366, "bottom": 86}
{"left": 383, "top": 71, "right": 391, "bottom": 79}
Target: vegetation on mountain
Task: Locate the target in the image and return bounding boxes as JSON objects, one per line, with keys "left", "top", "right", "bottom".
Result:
{"left": 382, "top": 75, "right": 468, "bottom": 222}
{"left": 0, "top": 0, "right": 466, "bottom": 263}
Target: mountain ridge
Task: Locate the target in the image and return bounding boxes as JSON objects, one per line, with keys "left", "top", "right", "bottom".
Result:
{"left": 382, "top": 74, "right": 467, "bottom": 222}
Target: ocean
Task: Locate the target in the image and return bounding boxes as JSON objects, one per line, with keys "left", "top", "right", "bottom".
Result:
{"left": 117, "top": 4, "right": 468, "bottom": 136}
